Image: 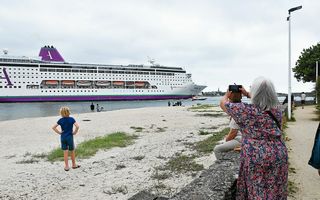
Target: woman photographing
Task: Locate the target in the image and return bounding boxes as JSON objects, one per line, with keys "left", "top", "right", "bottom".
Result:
{"left": 220, "top": 77, "right": 288, "bottom": 199}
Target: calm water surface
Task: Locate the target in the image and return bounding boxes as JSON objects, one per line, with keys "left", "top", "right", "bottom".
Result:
{"left": 0, "top": 96, "right": 309, "bottom": 122}
{"left": 0, "top": 97, "right": 222, "bottom": 121}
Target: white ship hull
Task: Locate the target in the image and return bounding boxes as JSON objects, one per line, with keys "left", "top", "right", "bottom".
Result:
{"left": 0, "top": 46, "right": 206, "bottom": 102}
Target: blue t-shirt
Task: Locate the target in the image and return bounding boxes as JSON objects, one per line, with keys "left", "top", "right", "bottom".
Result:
{"left": 57, "top": 117, "right": 76, "bottom": 139}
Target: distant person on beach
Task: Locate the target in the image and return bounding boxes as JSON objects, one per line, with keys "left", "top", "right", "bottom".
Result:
{"left": 168, "top": 101, "right": 171, "bottom": 106}
{"left": 283, "top": 94, "right": 295, "bottom": 107}
{"left": 308, "top": 122, "right": 320, "bottom": 176}
{"left": 214, "top": 92, "right": 242, "bottom": 159}
{"left": 220, "top": 77, "right": 288, "bottom": 199}
{"left": 301, "top": 92, "right": 306, "bottom": 109}
{"left": 96, "top": 104, "right": 103, "bottom": 112}
{"left": 52, "top": 107, "right": 80, "bottom": 171}
{"left": 90, "top": 102, "right": 95, "bottom": 111}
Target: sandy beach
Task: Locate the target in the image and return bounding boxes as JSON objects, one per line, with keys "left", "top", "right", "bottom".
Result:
{"left": 287, "top": 106, "right": 320, "bottom": 200}
{"left": 0, "top": 106, "right": 229, "bottom": 200}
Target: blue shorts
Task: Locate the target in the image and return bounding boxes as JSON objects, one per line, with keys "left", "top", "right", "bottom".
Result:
{"left": 61, "top": 136, "right": 74, "bottom": 151}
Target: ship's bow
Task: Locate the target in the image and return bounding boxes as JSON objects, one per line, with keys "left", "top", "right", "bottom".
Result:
{"left": 189, "top": 84, "right": 207, "bottom": 96}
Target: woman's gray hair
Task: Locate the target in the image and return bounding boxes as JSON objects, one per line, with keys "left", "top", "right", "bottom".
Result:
{"left": 250, "top": 76, "right": 279, "bottom": 110}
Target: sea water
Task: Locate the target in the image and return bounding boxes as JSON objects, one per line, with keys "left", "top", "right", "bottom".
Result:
{"left": 0, "top": 96, "right": 312, "bottom": 122}
{"left": 0, "top": 97, "right": 222, "bottom": 121}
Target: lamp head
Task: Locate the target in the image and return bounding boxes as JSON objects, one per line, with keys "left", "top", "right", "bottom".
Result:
{"left": 288, "top": 5, "right": 302, "bottom": 14}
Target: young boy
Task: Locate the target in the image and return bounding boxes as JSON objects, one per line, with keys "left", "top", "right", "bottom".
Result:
{"left": 52, "top": 107, "right": 80, "bottom": 171}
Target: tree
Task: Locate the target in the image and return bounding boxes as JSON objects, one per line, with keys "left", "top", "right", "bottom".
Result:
{"left": 293, "top": 43, "right": 320, "bottom": 82}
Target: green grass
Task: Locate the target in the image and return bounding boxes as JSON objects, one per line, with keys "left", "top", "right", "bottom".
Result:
{"left": 288, "top": 180, "right": 298, "bottom": 197}
{"left": 312, "top": 108, "right": 320, "bottom": 121}
{"left": 130, "top": 126, "right": 144, "bottom": 132}
{"left": 156, "top": 127, "right": 167, "bottom": 133}
{"left": 105, "top": 185, "right": 128, "bottom": 195}
{"left": 284, "top": 111, "right": 296, "bottom": 122}
{"left": 194, "top": 128, "right": 229, "bottom": 154}
{"left": 163, "top": 154, "right": 204, "bottom": 173}
{"left": 196, "top": 113, "right": 224, "bottom": 117}
{"left": 47, "top": 132, "right": 137, "bottom": 162}
{"left": 188, "top": 104, "right": 215, "bottom": 110}
{"left": 151, "top": 171, "right": 172, "bottom": 180}
{"left": 23, "top": 152, "right": 32, "bottom": 157}
{"left": 283, "top": 114, "right": 299, "bottom": 198}
{"left": 115, "top": 164, "right": 126, "bottom": 170}
{"left": 16, "top": 158, "right": 39, "bottom": 164}
{"left": 32, "top": 153, "right": 47, "bottom": 159}
{"left": 192, "top": 110, "right": 215, "bottom": 113}
{"left": 201, "top": 126, "right": 219, "bottom": 130}
{"left": 131, "top": 155, "right": 145, "bottom": 160}
{"left": 198, "top": 130, "right": 212, "bottom": 135}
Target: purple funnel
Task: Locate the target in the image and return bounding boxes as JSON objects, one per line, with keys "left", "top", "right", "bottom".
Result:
{"left": 39, "top": 46, "right": 65, "bottom": 62}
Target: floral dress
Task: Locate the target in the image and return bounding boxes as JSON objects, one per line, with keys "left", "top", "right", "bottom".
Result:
{"left": 225, "top": 102, "right": 288, "bottom": 200}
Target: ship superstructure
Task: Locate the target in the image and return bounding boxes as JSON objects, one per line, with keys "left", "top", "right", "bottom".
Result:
{"left": 0, "top": 46, "right": 206, "bottom": 102}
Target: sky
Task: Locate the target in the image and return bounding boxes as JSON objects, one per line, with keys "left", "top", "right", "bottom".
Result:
{"left": 0, "top": 0, "right": 319, "bottom": 93}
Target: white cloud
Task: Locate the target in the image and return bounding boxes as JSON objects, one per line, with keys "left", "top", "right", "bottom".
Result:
{"left": 0, "top": 0, "right": 318, "bottom": 93}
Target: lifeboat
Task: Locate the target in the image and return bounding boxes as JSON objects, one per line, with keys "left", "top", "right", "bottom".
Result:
{"left": 95, "top": 81, "right": 111, "bottom": 86}
{"left": 113, "top": 81, "right": 124, "bottom": 86}
{"left": 62, "top": 80, "right": 75, "bottom": 86}
{"left": 45, "top": 80, "right": 59, "bottom": 85}
{"left": 135, "top": 81, "right": 145, "bottom": 87}
{"left": 76, "top": 80, "right": 92, "bottom": 86}
{"left": 125, "top": 81, "right": 134, "bottom": 86}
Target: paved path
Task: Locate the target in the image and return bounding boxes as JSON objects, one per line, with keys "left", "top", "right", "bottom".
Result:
{"left": 286, "top": 105, "right": 320, "bottom": 200}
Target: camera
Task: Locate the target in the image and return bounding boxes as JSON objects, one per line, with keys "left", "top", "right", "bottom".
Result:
{"left": 228, "top": 85, "right": 242, "bottom": 93}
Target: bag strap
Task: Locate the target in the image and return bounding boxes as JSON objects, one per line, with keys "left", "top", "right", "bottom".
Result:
{"left": 266, "top": 111, "right": 281, "bottom": 130}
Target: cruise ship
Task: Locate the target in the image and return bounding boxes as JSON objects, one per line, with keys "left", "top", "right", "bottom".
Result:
{"left": 0, "top": 46, "right": 206, "bottom": 102}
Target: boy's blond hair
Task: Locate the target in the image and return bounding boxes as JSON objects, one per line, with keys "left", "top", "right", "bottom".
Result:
{"left": 60, "top": 107, "right": 70, "bottom": 117}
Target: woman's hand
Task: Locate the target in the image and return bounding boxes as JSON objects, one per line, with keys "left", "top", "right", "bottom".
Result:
{"left": 220, "top": 90, "right": 231, "bottom": 112}
{"left": 240, "top": 87, "right": 250, "bottom": 98}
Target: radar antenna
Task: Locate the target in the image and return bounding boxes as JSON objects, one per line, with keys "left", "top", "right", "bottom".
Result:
{"left": 3, "top": 49, "right": 8, "bottom": 55}
{"left": 147, "top": 56, "right": 156, "bottom": 66}
{"left": 147, "top": 56, "right": 160, "bottom": 66}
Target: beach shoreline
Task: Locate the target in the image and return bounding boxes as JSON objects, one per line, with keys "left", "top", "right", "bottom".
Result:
{"left": 0, "top": 105, "right": 229, "bottom": 200}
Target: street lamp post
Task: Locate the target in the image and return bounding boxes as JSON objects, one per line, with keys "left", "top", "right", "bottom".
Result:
{"left": 316, "top": 61, "right": 319, "bottom": 104}
{"left": 287, "top": 5, "right": 302, "bottom": 120}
